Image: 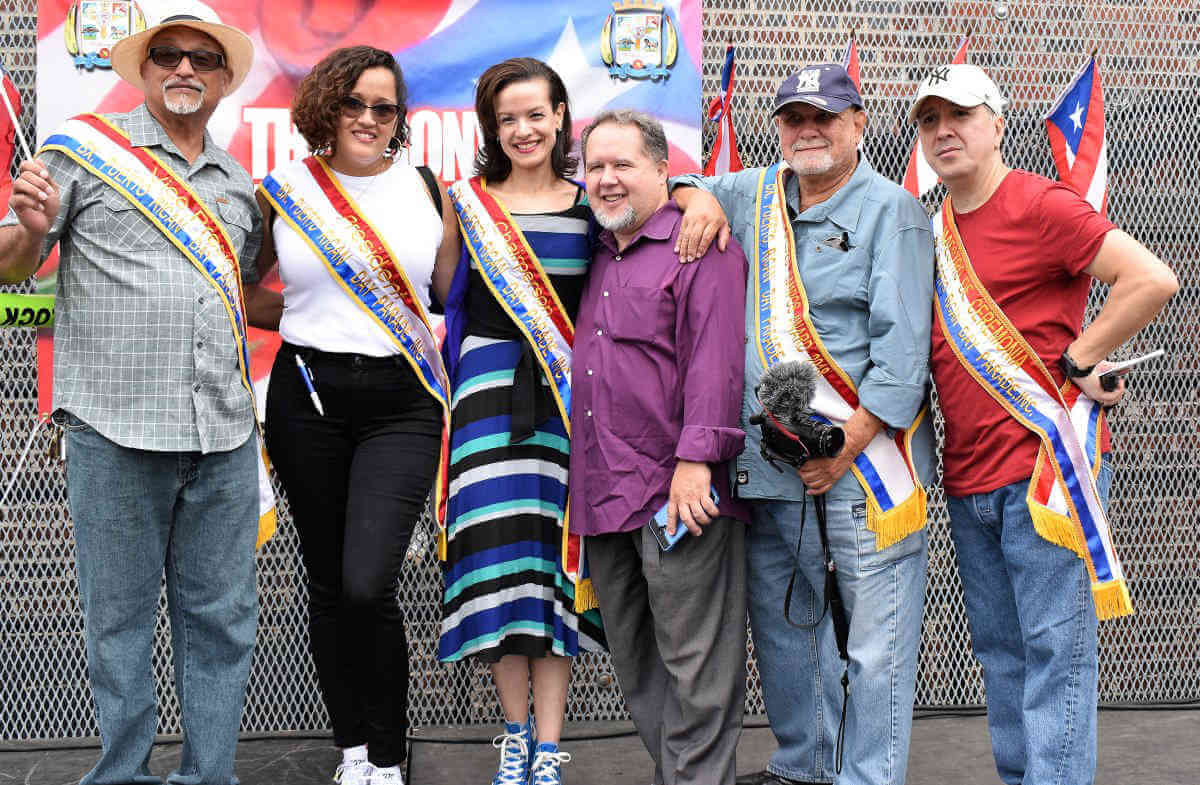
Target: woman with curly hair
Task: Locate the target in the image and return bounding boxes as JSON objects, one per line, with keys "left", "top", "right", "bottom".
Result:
{"left": 250, "top": 45, "right": 458, "bottom": 785}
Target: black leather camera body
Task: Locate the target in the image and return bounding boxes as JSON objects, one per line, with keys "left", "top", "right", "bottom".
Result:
{"left": 749, "top": 407, "right": 845, "bottom": 472}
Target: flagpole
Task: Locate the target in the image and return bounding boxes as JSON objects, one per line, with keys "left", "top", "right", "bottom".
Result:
{"left": 0, "top": 66, "right": 32, "bottom": 162}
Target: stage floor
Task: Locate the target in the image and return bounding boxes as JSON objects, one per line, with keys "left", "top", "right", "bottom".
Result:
{"left": 2, "top": 710, "right": 1196, "bottom": 784}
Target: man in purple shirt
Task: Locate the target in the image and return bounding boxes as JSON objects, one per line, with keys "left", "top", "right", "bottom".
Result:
{"left": 571, "top": 109, "right": 749, "bottom": 785}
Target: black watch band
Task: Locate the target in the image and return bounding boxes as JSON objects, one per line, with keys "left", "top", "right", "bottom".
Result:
{"left": 1058, "top": 349, "right": 1096, "bottom": 379}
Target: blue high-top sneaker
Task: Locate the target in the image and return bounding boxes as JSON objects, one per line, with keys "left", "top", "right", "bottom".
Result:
{"left": 490, "top": 718, "right": 534, "bottom": 785}
{"left": 528, "top": 741, "right": 571, "bottom": 785}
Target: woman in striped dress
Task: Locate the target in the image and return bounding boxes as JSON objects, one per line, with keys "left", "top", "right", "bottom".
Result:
{"left": 436, "top": 58, "right": 603, "bottom": 785}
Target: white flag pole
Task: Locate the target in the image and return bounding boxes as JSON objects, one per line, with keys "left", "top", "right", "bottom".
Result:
{"left": 0, "top": 71, "right": 32, "bottom": 162}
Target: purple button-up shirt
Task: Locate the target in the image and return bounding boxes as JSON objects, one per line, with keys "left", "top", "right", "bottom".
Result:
{"left": 569, "top": 201, "right": 749, "bottom": 536}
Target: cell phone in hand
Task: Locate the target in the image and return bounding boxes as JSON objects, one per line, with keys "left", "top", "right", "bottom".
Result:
{"left": 1098, "top": 349, "right": 1165, "bottom": 392}
{"left": 649, "top": 486, "right": 720, "bottom": 551}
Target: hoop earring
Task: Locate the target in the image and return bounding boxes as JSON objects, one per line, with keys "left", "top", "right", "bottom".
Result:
{"left": 312, "top": 140, "right": 333, "bottom": 157}
{"left": 382, "top": 136, "right": 403, "bottom": 160}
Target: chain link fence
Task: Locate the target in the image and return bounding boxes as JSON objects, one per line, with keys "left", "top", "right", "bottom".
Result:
{"left": 2, "top": 0, "right": 1197, "bottom": 742}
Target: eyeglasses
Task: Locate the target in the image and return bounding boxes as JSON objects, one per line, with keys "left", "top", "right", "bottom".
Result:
{"left": 147, "top": 45, "right": 226, "bottom": 72}
{"left": 339, "top": 95, "right": 401, "bottom": 124}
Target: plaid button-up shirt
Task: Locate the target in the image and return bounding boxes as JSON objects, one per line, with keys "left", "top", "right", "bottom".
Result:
{"left": 2, "top": 104, "right": 263, "bottom": 453}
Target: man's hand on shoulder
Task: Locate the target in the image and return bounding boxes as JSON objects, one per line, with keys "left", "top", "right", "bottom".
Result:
{"left": 667, "top": 459, "right": 719, "bottom": 536}
{"left": 673, "top": 186, "right": 730, "bottom": 264}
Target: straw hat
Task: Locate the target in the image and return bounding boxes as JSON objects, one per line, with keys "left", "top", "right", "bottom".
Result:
{"left": 110, "top": 0, "right": 254, "bottom": 93}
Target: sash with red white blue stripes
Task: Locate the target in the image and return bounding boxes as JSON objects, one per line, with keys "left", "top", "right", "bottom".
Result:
{"left": 42, "top": 113, "right": 277, "bottom": 547}
{"left": 753, "top": 162, "right": 927, "bottom": 549}
{"left": 258, "top": 156, "right": 452, "bottom": 545}
{"left": 932, "top": 197, "right": 1131, "bottom": 620}
{"left": 448, "top": 176, "right": 594, "bottom": 613}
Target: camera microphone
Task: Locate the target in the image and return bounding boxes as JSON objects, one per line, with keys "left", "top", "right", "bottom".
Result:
{"left": 757, "top": 360, "right": 819, "bottom": 431}
{"left": 752, "top": 360, "right": 845, "bottom": 466}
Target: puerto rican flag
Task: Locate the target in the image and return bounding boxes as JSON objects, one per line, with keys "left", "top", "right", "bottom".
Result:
{"left": 903, "top": 33, "right": 970, "bottom": 198}
{"left": 842, "top": 35, "right": 861, "bottom": 92}
{"left": 1045, "top": 55, "right": 1107, "bottom": 216}
{"left": 703, "top": 45, "right": 741, "bottom": 176}
{"left": 0, "top": 56, "right": 23, "bottom": 207}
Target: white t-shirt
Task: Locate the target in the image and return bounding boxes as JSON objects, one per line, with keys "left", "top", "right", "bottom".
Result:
{"left": 273, "top": 160, "right": 442, "bottom": 356}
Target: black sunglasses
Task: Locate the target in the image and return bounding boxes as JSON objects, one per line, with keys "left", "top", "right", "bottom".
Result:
{"left": 147, "top": 45, "right": 226, "bottom": 72}
{"left": 339, "top": 95, "right": 401, "bottom": 124}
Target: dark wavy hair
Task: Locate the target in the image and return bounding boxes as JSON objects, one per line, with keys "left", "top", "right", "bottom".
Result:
{"left": 473, "top": 57, "right": 576, "bottom": 182}
{"left": 291, "top": 46, "right": 409, "bottom": 154}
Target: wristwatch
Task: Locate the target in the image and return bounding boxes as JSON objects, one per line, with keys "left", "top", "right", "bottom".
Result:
{"left": 1058, "top": 349, "right": 1096, "bottom": 379}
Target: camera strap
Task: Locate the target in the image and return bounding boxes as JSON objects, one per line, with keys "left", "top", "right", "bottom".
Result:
{"left": 782, "top": 493, "right": 850, "bottom": 775}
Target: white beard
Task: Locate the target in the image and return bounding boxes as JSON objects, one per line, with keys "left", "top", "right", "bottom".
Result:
{"left": 787, "top": 149, "right": 834, "bottom": 177}
{"left": 594, "top": 204, "right": 637, "bottom": 233}
{"left": 163, "top": 84, "right": 205, "bottom": 115}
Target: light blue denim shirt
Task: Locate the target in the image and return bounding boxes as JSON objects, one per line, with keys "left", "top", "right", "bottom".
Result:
{"left": 673, "top": 156, "right": 936, "bottom": 502}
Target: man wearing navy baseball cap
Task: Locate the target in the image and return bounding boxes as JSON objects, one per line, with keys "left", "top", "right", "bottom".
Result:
{"left": 672, "top": 64, "right": 935, "bottom": 785}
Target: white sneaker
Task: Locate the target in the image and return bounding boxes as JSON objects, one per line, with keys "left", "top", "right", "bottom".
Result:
{"left": 370, "top": 765, "right": 405, "bottom": 784}
{"left": 334, "top": 759, "right": 374, "bottom": 785}
{"left": 491, "top": 720, "right": 534, "bottom": 785}
{"left": 528, "top": 747, "right": 571, "bottom": 785}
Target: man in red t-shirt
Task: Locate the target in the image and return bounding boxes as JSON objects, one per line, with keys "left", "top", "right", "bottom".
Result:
{"left": 910, "top": 65, "right": 1177, "bottom": 785}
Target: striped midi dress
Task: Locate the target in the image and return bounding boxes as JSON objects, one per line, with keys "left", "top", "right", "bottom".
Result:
{"left": 438, "top": 200, "right": 606, "bottom": 661}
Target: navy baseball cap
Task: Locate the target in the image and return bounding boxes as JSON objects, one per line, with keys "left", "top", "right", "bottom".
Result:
{"left": 772, "top": 64, "right": 864, "bottom": 116}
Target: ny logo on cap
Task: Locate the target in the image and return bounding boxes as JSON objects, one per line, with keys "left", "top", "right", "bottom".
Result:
{"left": 927, "top": 67, "right": 950, "bottom": 85}
{"left": 795, "top": 69, "right": 821, "bottom": 93}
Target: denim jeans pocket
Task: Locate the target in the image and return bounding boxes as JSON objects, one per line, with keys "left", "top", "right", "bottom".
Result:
{"left": 849, "top": 498, "right": 928, "bottom": 572}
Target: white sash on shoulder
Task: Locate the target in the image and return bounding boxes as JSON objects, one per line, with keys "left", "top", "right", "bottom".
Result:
{"left": 753, "top": 162, "right": 927, "bottom": 550}
{"left": 43, "top": 113, "right": 277, "bottom": 546}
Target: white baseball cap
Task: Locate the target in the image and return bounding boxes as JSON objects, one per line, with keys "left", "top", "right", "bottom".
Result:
{"left": 907, "top": 64, "right": 1009, "bottom": 125}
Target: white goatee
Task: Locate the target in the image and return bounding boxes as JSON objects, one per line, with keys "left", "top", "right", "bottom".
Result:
{"left": 594, "top": 205, "right": 637, "bottom": 233}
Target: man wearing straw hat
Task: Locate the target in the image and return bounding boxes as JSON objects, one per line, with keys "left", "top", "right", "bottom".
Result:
{"left": 909, "top": 64, "right": 1177, "bottom": 785}
{"left": 0, "top": 3, "right": 265, "bottom": 783}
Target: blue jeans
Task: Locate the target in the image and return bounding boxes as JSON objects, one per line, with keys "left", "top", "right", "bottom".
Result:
{"left": 747, "top": 496, "right": 928, "bottom": 785}
{"left": 946, "top": 457, "right": 1114, "bottom": 785}
{"left": 61, "top": 413, "right": 258, "bottom": 785}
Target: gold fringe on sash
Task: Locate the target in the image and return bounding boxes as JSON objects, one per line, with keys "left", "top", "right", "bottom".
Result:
{"left": 560, "top": 507, "right": 598, "bottom": 613}
{"left": 1026, "top": 497, "right": 1088, "bottom": 559}
{"left": 574, "top": 579, "right": 598, "bottom": 614}
{"left": 1092, "top": 578, "right": 1133, "bottom": 621}
{"left": 256, "top": 514, "right": 276, "bottom": 550}
{"left": 866, "top": 486, "right": 927, "bottom": 551}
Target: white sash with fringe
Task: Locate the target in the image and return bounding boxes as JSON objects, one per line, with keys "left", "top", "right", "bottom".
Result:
{"left": 42, "top": 113, "right": 277, "bottom": 546}
{"left": 753, "top": 162, "right": 926, "bottom": 549}
{"left": 932, "top": 197, "right": 1130, "bottom": 620}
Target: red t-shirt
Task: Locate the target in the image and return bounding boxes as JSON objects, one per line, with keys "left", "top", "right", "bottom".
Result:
{"left": 932, "top": 170, "right": 1116, "bottom": 496}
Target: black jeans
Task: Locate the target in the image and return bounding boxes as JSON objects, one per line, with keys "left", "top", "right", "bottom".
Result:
{"left": 265, "top": 342, "right": 442, "bottom": 766}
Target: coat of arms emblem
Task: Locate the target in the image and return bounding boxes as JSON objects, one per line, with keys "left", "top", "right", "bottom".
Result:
{"left": 600, "top": 0, "right": 678, "bottom": 80}
{"left": 64, "top": 0, "right": 147, "bottom": 70}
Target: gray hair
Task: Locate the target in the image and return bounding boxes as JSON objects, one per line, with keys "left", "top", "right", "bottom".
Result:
{"left": 580, "top": 109, "right": 668, "bottom": 165}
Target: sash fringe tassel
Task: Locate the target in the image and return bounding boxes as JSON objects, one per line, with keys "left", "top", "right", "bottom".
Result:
{"left": 867, "top": 487, "right": 928, "bottom": 551}
{"left": 1028, "top": 502, "right": 1089, "bottom": 560}
{"left": 574, "top": 578, "right": 598, "bottom": 614}
{"left": 1092, "top": 578, "right": 1134, "bottom": 621}
{"left": 256, "top": 512, "right": 276, "bottom": 550}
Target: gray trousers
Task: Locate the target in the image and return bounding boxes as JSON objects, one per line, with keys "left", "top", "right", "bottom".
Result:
{"left": 588, "top": 517, "right": 747, "bottom": 785}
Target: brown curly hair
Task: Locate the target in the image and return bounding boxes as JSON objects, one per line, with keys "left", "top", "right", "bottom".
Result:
{"left": 291, "top": 46, "right": 409, "bottom": 154}
{"left": 473, "top": 57, "right": 576, "bottom": 182}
